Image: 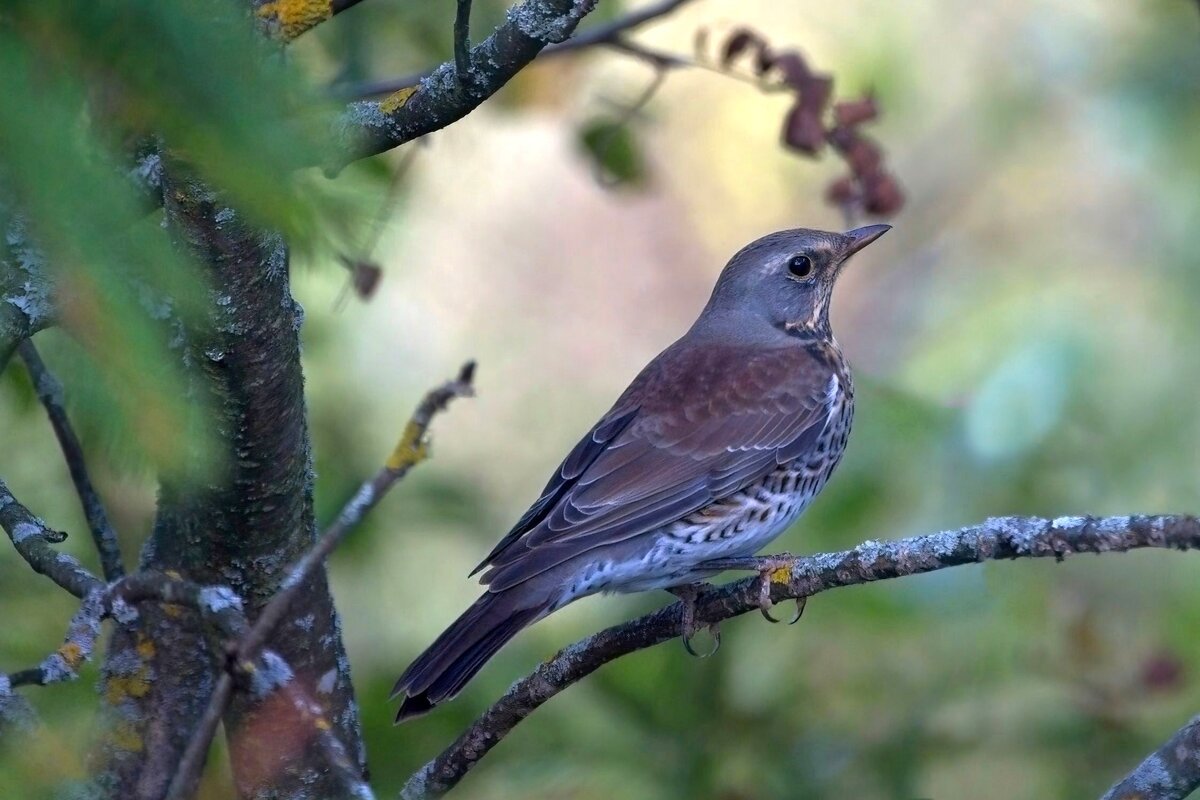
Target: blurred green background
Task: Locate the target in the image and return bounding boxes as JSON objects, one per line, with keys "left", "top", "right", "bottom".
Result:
{"left": 4, "top": 0, "right": 1200, "bottom": 798}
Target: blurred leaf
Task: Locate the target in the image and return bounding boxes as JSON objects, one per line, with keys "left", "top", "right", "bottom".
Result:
{"left": 578, "top": 118, "right": 647, "bottom": 188}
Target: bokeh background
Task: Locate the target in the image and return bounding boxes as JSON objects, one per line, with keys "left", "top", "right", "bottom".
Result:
{"left": 4, "top": 0, "right": 1200, "bottom": 798}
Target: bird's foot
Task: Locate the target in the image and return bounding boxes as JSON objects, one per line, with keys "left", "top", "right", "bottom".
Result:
{"left": 668, "top": 583, "right": 720, "bottom": 657}
{"left": 752, "top": 557, "right": 806, "bottom": 625}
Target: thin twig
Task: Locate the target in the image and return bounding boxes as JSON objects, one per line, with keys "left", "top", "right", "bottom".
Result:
{"left": 17, "top": 340, "right": 125, "bottom": 581}
{"left": 164, "top": 673, "right": 232, "bottom": 800}
{"left": 588, "top": 66, "right": 668, "bottom": 187}
{"left": 1100, "top": 714, "right": 1200, "bottom": 800}
{"left": 454, "top": 0, "right": 473, "bottom": 84}
{"left": 167, "top": 362, "right": 475, "bottom": 800}
{"left": 239, "top": 360, "right": 476, "bottom": 660}
{"left": 0, "top": 478, "right": 104, "bottom": 598}
{"left": 401, "top": 514, "right": 1200, "bottom": 799}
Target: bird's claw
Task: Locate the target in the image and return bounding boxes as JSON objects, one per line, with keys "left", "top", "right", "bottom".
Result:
{"left": 682, "top": 624, "right": 721, "bottom": 658}
{"left": 755, "top": 559, "right": 805, "bottom": 625}
{"left": 787, "top": 596, "right": 807, "bottom": 625}
{"left": 671, "top": 582, "right": 721, "bottom": 658}
{"left": 756, "top": 562, "right": 782, "bottom": 622}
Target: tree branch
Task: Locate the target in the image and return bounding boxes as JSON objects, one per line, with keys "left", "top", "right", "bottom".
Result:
{"left": 340, "top": 0, "right": 695, "bottom": 100}
{"left": 166, "top": 361, "right": 474, "bottom": 800}
{"left": 401, "top": 514, "right": 1200, "bottom": 799}
{"left": 0, "top": 477, "right": 104, "bottom": 599}
{"left": 1101, "top": 714, "right": 1200, "bottom": 800}
{"left": 328, "top": 0, "right": 600, "bottom": 173}
{"left": 17, "top": 340, "right": 125, "bottom": 581}
{"left": 0, "top": 589, "right": 106, "bottom": 690}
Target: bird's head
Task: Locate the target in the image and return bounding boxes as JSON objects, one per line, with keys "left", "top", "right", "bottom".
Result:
{"left": 701, "top": 225, "right": 890, "bottom": 338}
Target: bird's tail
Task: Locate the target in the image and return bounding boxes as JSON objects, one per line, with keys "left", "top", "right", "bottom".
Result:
{"left": 391, "top": 590, "right": 544, "bottom": 723}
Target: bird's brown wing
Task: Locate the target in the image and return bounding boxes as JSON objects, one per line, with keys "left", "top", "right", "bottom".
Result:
{"left": 474, "top": 341, "right": 841, "bottom": 592}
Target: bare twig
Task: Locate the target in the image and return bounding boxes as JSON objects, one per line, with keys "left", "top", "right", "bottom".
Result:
{"left": 454, "top": 0, "right": 473, "bottom": 84}
{"left": 340, "top": 0, "right": 696, "bottom": 99}
{"left": 0, "top": 478, "right": 104, "bottom": 598}
{"left": 167, "top": 362, "right": 475, "bottom": 800}
{"left": 401, "top": 515, "right": 1200, "bottom": 799}
{"left": 1101, "top": 714, "right": 1200, "bottom": 800}
{"left": 165, "top": 672, "right": 232, "bottom": 800}
{"left": 240, "top": 360, "right": 476, "bottom": 660}
{"left": 587, "top": 66, "right": 669, "bottom": 187}
{"left": 17, "top": 340, "right": 125, "bottom": 581}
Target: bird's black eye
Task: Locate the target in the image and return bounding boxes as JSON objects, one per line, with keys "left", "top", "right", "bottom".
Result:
{"left": 788, "top": 255, "right": 813, "bottom": 279}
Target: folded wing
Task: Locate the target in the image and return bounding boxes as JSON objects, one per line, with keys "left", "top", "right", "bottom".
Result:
{"left": 475, "top": 341, "right": 838, "bottom": 592}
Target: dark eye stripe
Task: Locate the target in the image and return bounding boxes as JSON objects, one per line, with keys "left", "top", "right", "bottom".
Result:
{"left": 788, "top": 255, "right": 813, "bottom": 278}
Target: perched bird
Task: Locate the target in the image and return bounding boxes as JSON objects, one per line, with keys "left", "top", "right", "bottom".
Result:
{"left": 393, "top": 224, "right": 890, "bottom": 722}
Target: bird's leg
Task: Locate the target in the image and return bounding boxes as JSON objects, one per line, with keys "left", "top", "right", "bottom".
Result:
{"left": 694, "top": 555, "right": 806, "bottom": 625}
{"left": 751, "top": 556, "right": 806, "bottom": 624}
{"left": 667, "top": 582, "right": 720, "bottom": 658}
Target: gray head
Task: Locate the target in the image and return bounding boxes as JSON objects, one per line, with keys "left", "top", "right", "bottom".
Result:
{"left": 699, "top": 225, "right": 890, "bottom": 338}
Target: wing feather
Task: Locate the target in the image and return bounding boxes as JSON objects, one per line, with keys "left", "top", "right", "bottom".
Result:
{"left": 474, "top": 341, "right": 839, "bottom": 590}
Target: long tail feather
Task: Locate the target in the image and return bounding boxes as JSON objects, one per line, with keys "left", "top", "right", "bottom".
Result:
{"left": 392, "top": 591, "right": 542, "bottom": 723}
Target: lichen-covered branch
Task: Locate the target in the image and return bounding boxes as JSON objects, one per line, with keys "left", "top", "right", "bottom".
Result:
{"left": 343, "top": 0, "right": 695, "bottom": 99}
{"left": 401, "top": 514, "right": 1200, "bottom": 799}
{"left": 166, "top": 361, "right": 474, "bottom": 800}
{"left": 1, "top": 589, "right": 105, "bottom": 689}
{"left": 17, "top": 340, "right": 125, "bottom": 581}
{"left": 1101, "top": 714, "right": 1200, "bottom": 800}
{"left": 0, "top": 215, "right": 54, "bottom": 373}
{"left": 329, "top": 0, "right": 599, "bottom": 171}
{"left": 0, "top": 478, "right": 104, "bottom": 599}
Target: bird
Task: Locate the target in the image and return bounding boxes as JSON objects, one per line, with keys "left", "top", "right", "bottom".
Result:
{"left": 392, "top": 224, "right": 891, "bottom": 722}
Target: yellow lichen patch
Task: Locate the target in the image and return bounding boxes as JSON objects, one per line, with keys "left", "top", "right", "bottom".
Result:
{"left": 314, "top": 717, "right": 331, "bottom": 731}
{"left": 256, "top": 0, "right": 333, "bottom": 42}
{"left": 380, "top": 86, "right": 418, "bottom": 115}
{"left": 57, "top": 642, "right": 85, "bottom": 670}
{"left": 105, "top": 672, "right": 151, "bottom": 704}
{"left": 387, "top": 420, "right": 429, "bottom": 472}
{"left": 769, "top": 565, "right": 792, "bottom": 584}
{"left": 135, "top": 634, "right": 156, "bottom": 661}
{"left": 161, "top": 603, "right": 184, "bottom": 618}
{"left": 110, "top": 721, "right": 145, "bottom": 754}
{"left": 164, "top": 570, "right": 183, "bottom": 581}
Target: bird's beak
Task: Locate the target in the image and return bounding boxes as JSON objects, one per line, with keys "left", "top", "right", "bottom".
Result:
{"left": 843, "top": 224, "right": 892, "bottom": 256}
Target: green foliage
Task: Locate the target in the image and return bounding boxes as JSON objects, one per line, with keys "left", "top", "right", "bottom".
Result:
{"left": 0, "top": 0, "right": 379, "bottom": 474}
{"left": 578, "top": 118, "right": 648, "bottom": 187}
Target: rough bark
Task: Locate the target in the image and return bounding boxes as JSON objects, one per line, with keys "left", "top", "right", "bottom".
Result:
{"left": 92, "top": 163, "right": 365, "bottom": 800}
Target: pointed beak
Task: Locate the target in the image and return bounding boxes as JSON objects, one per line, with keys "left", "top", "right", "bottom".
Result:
{"left": 843, "top": 224, "right": 892, "bottom": 256}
